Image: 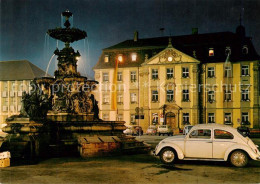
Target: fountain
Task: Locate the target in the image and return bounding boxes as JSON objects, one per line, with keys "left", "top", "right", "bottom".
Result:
{"left": 1, "top": 10, "right": 148, "bottom": 160}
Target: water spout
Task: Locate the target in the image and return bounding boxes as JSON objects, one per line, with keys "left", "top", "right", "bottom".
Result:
{"left": 61, "top": 14, "right": 63, "bottom": 27}
{"left": 82, "top": 38, "right": 89, "bottom": 77}
{"left": 45, "top": 54, "right": 56, "bottom": 77}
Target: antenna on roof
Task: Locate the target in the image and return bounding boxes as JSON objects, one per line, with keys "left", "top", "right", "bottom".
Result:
{"left": 160, "top": 28, "right": 165, "bottom": 36}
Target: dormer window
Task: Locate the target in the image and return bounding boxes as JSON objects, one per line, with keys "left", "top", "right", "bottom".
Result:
{"left": 104, "top": 55, "right": 109, "bottom": 63}
{"left": 131, "top": 53, "right": 137, "bottom": 61}
{"left": 209, "top": 48, "right": 214, "bottom": 56}
{"left": 225, "top": 47, "right": 231, "bottom": 55}
{"left": 118, "top": 55, "right": 123, "bottom": 62}
{"left": 242, "top": 45, "right": 248, "bottom": 55}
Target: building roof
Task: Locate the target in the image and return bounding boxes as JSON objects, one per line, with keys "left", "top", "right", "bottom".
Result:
{"left": 0, "top": 60, "right": 52, "bottom": 81}
{"left": 94, "top": 29, "right": 260, "bottom": 70}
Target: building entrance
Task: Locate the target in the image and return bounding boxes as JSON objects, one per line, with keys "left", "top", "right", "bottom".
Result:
{"left": 165, "top": 112, "right": 176, "bottom": 129}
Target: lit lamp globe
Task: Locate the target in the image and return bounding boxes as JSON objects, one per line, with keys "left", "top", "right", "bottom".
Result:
{"left": 118, "top": 55, "right": 123, "bottom": 62}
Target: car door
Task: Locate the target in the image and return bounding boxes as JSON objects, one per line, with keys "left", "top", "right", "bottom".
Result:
{"left": 213, "top": 129, "right": 236, "bottom": 159}
{"left": 184, "top": 128, "right": 213, "bottom": 158}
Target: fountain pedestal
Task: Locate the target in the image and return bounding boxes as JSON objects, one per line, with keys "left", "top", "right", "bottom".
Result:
{"left": 0, "top": 10, "right": 149, "bottom": 160}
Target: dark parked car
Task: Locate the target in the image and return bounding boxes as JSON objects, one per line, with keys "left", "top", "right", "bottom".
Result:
{"left": 237, "top": 126, "right": 250, "bottom": 137}
{"left": 134, "top": 126, "right": 143, "bottom": 136}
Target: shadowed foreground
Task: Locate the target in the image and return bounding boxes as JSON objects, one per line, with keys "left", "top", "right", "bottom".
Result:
{"left": 0, "top": 153, "right": 259, "bottom": 184}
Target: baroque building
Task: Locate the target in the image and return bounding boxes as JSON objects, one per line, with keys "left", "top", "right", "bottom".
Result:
{"left": 93, "top": 26, "right": 260, "bottom": 132}
{"left": 0, "top": 60, "right": 49, "bottom": 131}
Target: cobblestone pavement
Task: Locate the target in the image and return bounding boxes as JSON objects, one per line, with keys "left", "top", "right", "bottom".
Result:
{"left": 0, "top": 135, "right": 259, "bottom": 184}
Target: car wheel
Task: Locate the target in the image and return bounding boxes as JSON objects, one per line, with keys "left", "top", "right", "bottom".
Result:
{"left": 160, "top": 148, "right": 176, "bottom": 165}
{"left": 230, "top": 150, "right": 248, "bottom": 167}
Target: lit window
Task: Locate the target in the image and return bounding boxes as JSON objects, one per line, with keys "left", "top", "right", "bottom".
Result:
{"left": 130, "top": 114, "right": 136, "bottom": 124}
{"left": 209, "top": 48, "right": 214, "bottom": 56}
{"left": 208, "top": 113, "right": 215, "bottom": 123}
{"left": 183, "top": 113, "right": 190, "bottom": 124}
{"left": 103, "top": 73, "right": 109, "bottom": 82}
{"left": 130, "top": 93, "right": 137, "bottom": 103}
{"left": 117, "top": 114, "right": 123, "bottom": 121}
{"left": 168, "top": 56, "right": 173, "bottom": 62}
{"left": 118, "top": 55, "right": 123, "bottom": 62}
{"left": 224, "top": 66, "right": 232, "bottom": 77}
{"left": 241, "top": 88, "right": 249, "bottom": 101}
{"left": 224, "top": 113, "right": 232, "bottom": 124}
{"left": 208, "top": 91, "right": 215, "bottom": 102}
{"left": 152, "top": 69, "right": 158, "bottom": 80}
{"left": 241, "top": 112, "right": 249, "bottom": 124}
{"left": 182, "top": 89, "right": 189, "bottom": 102}
{"left": 224, "top": 90, "right": 232, "bottom": 101}
{"left": 117, "top": 94, "right": 123, "bottom": 104}
{"left": 130, "top": 71, "right": 136, "bottom": 82}
{"left": 166, "top": 90, "right": 174, "bottom": 102}
{"left": 104, "top": 55, "right": 109, "bottom": 63}
{"left": 131, "top": 53, "right": 137, "bottom": 61}
{"left": 241, "top": 65, "right": 249, "bottom": 76}
{"left": 166, "top": 68, "right": 174, "bottom": 79}
{"left": 152, "top": 113, "right": 158, "bottom": 124}
{"left": 103, "top": 114, "right": 109, "bottom": 121}
{"left": 225, "top": 47, "right": 231, "bottom": 55}
{"left": 207, "top": 67, "right": 215, "bottom": 78}
{"left": 152, "top": 90, "right": 159, "bottom": 102}
{"left": 242, "top": 45, "right": 248, "bottom": 54}
{"left": 103, "top": 94, "right": 110, "bottom": 104}
{"left": 182, "top": 67, "right": 189, "bottom": 78}
{"left": 117, "top": 72, "right": 122, "bottom": 81}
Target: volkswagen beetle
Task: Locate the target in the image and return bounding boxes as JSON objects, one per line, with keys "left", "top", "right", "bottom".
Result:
{"left": 154, "top": 124, "right": 260, "bottom": 167}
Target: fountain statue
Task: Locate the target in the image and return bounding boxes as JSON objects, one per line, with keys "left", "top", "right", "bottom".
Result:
{"left": 1, "top": 10, "right": 148, "bottom": 160}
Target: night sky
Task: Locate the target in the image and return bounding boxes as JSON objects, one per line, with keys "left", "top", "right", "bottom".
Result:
{"left": 0, "top": 0, "right": 260, "bottom": 77}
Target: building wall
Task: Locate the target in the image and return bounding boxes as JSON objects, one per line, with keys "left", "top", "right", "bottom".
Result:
{"left": 0, "top": 80, "right": 30, "bottom": 130}
{"left": 94, "top": 52, "right": 260, "bottom": 131}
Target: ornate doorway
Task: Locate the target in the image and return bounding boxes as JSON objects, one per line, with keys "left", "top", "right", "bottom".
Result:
{"left": 165, "top": 112, "right": 176, "bottom": 129}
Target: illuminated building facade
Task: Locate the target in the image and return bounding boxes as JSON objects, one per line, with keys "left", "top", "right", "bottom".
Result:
{"left": 93, "top": 27, "right": 260, "bottom": 132}
{"left": 0, "top": 60, "right": 48, "bottom": 131}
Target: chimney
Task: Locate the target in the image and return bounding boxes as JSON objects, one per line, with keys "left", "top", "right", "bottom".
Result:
{"left": 192, "top": 28, "right": 198, "bottom": 35}
{"left": 134, "top": 31, "right": 138, "bottom": 42}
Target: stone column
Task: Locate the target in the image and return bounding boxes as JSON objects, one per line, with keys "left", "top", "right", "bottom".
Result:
{"left": 192, "top": 64, "right": 199, "bottom": 124}
{"left": 253, "top": 62, "right": 260, "bottom": 128}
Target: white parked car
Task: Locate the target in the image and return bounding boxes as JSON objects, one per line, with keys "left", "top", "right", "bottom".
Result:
{"left": 157, "top": 125, "right": 173, "bottom": 136}
{"left": 154, "top": 124, "right": 260, "bottom": 167}
{"left": 123, "top": 126, "right": 136, "bottom": 135}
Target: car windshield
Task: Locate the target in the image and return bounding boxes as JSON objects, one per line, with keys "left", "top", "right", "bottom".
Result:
{"left": 237, "top": 129, "right": 247, "bottom": 137}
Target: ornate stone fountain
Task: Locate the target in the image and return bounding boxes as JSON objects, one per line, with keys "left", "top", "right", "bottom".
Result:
{"left": 1, "top": 10, "right": 148, "bottom": 160}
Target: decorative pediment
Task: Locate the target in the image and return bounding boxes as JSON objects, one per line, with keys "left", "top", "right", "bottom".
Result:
{"left": 142, "top": 47, "right": 200, "bottom": 66}
{"left": 160, "top": 49, "right": 182, "bottom": 63}
{"left": 159, "top": 104, "right": 182, "bottom": 111}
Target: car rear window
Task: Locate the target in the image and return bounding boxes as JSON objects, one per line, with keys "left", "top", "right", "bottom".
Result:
{"left": 214, "top": 129, "right": 234, "bottom": 139}
{"left": 159, "top": 125, "right": 166, "bottom": 128}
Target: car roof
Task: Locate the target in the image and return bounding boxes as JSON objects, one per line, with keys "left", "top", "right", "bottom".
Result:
{"left": 193, "top": 123, "right": 236, "bottom": 131}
